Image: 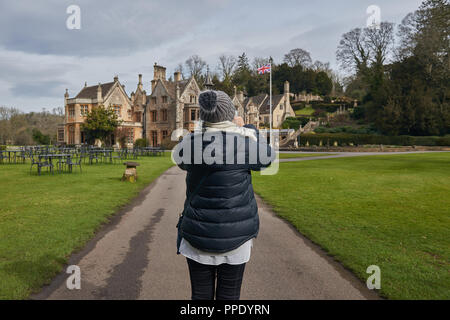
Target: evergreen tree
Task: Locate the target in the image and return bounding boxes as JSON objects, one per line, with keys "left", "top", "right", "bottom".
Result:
{"left": 81, "top": 105, "right": 121, "bottom": 146}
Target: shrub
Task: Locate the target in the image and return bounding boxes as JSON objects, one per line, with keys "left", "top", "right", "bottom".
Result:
{"left": 134, "top": 138, "right": 148, "bottom": 148}
{"left": 436, "top": 136, "right": 450, "bottom": 146}
{"left": 160, "top": 137, "right": 178, "bottom": 150}
{"left": 323, "top": 96, "right": 332, "bottom": 103}
{"left": 0, "top": 145, "right": 6, "bottom": 150}
{"left": 312, "top": 109, "right": 327, "bottom": 118}
{"left": 282, "top": 117, "right": 309, "bottom": 131}
{"left": 314, "top": 125, "right": 378, "bottom": 134}
{"left": 351, "top": 105, "right": 366, "bottom": 120}
{"left": 311, "top": 103, "right": 340, "bottom": 113}
{"left": 31, "top": 128, "right": 50, "bottom": 145}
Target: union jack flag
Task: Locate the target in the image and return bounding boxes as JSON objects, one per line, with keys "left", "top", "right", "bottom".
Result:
{"left": 257, "top": 64, "right": 271, "bottom": 74}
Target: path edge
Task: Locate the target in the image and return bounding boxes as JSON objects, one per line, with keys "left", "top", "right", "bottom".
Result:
{"left": 30, "top": 166, "right": 175, "bottom": 300}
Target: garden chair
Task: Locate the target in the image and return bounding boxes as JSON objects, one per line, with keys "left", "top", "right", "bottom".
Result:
{"left": 112, "top": 150, "right": 125, "bottom": 164}
{"left": 89, "top": 152, "right": 99, "bottom": 165}
{"left": 29, "top": 154, "right": 39, "bottom": 173}
{"left": 0, "top": 151, "right": 7, "bottom": 164}
{"left": 30, "top": 155, "right": 54, "bottom": 175}
{"left": 66, "top": 156, "right": 82, "bottom": 173}
{"left": 18, "top": 151, "right": 26, "bottom": 164}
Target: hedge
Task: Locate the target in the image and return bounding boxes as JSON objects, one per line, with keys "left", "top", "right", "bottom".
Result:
{"left": 298, "top": 133, "right": 450, "bottom": 147}
{"left": 134, "top": 138, "right": 148, "bottom": 148}
{"left": 311, "top": 103, "right": 340, "bottom": 113}
{"left": 314, "top": 125, "right": 378, "bottom": 134}
{"left": 282, "top": 117, "right": 309, "bottom": 130}
{"left": 311, "top": 101, "right": 353, "bottom": 112}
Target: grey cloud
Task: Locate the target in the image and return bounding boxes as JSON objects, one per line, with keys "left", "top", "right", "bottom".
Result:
{"left": 0, "top": 0, "right": 425, "bottom": 111}
{"left": 0, "top": 0, "right": 223, "bottom": 57}
{"left": 10, "top": 80, "right": 68, "bottom": 98}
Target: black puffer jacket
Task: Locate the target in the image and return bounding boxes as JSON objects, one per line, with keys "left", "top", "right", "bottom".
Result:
{"left": 174, "top": 124, "right": 274, "bottom": 253}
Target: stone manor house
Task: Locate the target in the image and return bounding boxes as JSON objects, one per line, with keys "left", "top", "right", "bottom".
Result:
{"left": 59, "top": 63, "right": 295, "bottom": 146}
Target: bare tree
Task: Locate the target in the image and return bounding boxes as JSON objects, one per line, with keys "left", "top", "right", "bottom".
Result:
{"left": 52, "top": 107, "right": 64, "bottom": 116}
{"left": 396, "top": 12, "right": 419, "bottom": 60}
{"left": 217, "top": 55, "right": 236, "bottom": 80}
{"left": 283, "top": 48, "right": 312, "bottom": 68}
{"left": 185, "top": 55, "right": 206, "bottom": 82}
{"left": 364, "top": 22, "right": 395, "bottom": 66}
{"left": 336, "top": 28, "right": 370, "bottom": 73}
{"left": 252, "top": 57, "right": 271, "bottom": 71}
{"left": 0, "top": 107, "right": 63, "bottom": 145}
{"left": 337, "top": 23, "right": 394, "bottom": 73}
{"left": 399, "top": 0, "right": 450, "bottom": 77}
{"left": 175, "top": 63, "right": 185, "bottom": 79}
{"left": 312, "top": 60, "right": 332, "bottom": 75}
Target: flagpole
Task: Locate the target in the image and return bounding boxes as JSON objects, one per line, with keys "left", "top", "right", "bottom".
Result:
{"left": 269, "top": 58, "right": 272, "bottom": 146}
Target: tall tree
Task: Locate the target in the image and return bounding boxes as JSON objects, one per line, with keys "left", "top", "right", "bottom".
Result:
{"left": 185, "top": 55, "right": 206, "bottom": 83}
{"left": 315, "top": 71, "right": 333, "bottom": 96}
{"left": 232, "top": 53, "right": 252, "bottom": 92}
{"left": 217, "top": 55, "right": 236, "bottom": 81}
{"left": 81, "top": 105, "right": 121, "bottom": 146}
{"left": 396, "top": 12, "right": 419, "bottom": 60}
{"left": 340, "top": 0, "right": 449, "bottom": 136}
{"left": 283, "top": 48, "right": 312, "bottom": 68}
{"left": 312, "top": 60, "right": 331, "bottom": 74}
{"left": 336, "top": 28, "right": 370, "bottom": 74}
{"left": 364, "top": 22, "right": 395, "bottom": 67}
{"left": 236, "top": 52, "right": 250, "bottom": 73}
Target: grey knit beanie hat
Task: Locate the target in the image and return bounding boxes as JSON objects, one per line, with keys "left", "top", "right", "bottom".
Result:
{"left": 198, "top": 90, "right": 235, "bottom": 123}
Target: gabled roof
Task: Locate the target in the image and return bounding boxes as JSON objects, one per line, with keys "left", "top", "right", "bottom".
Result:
{"left": 75, "top": 82, "right": 115, "bottom": 99}
{"left": 250, "top": 94, "right": 268, "bottom": 107}
{"left": 259, "top": 94, "right": 284, "bottom": 114}
{"left": 151, "top": 78, "right": 191, "bottom": 99}
{"left": 232, "top": 95, "right": 243, "bottom": 108}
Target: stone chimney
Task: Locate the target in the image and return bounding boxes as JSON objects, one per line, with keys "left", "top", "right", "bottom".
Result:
{"left": 97, "top": 83, "right": 103, "bottom": 103}
{"left": 284, "top": 80, "right": 290, "bottom": 95}
{"left": 64, "top": 89, "right": 69, "bottom": 106}
{"left": 174, "top": 71, "right": 181, "bottom": 82}
{"left": 284, "top": 80, "right": 290, "bottom": 113}
{"left": 151, "top": 63, "right": 166, "bottom": 91}
{"left": 138, "top": 74, "right": 143, "bottom": 91}
{"left": 237, "top": 91, "right": 244, "bottom": 103}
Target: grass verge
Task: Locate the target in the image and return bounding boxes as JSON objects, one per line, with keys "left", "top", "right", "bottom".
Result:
{"left": 252, "top": 152, "right": 450, "bottom": 299}
{"left": 0, "top": 154, "right": 173, "bottom": 299}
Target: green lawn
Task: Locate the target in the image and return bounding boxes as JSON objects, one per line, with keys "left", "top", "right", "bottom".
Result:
{"left": 0, "top": 154, "right": 174, "bottom": 299}
{"left": 252, "top": 152, "right": 450, "bottom": 300}
{"left": 278, "top": 153, "right": 335, "bottom": 159}
{"left": 295, "top": 105, "right": 315, "bottom": 116}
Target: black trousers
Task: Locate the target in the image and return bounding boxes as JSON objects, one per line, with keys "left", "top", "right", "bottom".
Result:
{"left": 186, "top": 258, "right": 246, "bottom": 300}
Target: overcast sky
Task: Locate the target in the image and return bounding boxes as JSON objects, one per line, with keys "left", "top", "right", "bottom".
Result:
{"left": 0, "top": 0, "right": 423, "bottom": 112}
